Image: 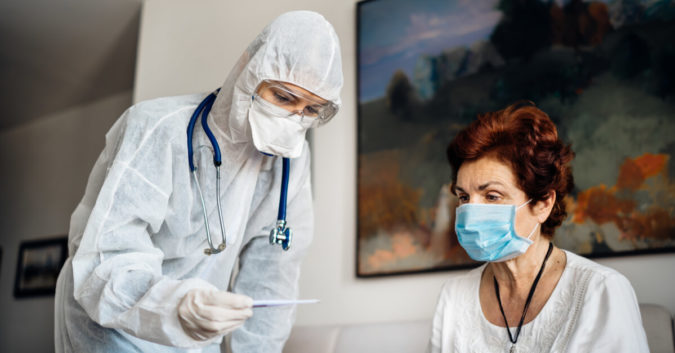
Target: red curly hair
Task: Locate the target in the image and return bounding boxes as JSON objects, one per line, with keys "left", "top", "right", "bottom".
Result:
{"left": 447, "top": 102, "right": 575, "bottom": 237}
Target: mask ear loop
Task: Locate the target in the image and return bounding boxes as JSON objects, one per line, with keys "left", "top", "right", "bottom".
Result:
{"left": 515, "top": 199, "right": 539, "bottom": 239}
{"left": 526, "top": 223, "right": 539, "bottom": 240}
{"left": 516, "top": 199, "right": 532, "bottom": 210}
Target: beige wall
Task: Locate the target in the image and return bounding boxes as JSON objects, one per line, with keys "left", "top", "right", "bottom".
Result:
{"left": 0, "top": 92, "right": 132, "bottom": 353}
{"left": 0, "top": 2, "right": 138, "bottom": 350}
{"left": 134, "top": 0, "right": 675, "bottom": 327}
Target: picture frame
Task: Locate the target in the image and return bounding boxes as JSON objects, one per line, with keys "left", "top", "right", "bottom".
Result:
{"left": 356, "top": 0, "right": 675, "bottom": 277}
{"left": 14, "top": 237, "right": 68, "bottom": 298}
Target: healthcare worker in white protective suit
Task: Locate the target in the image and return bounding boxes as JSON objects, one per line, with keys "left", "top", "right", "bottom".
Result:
{"left": 54, "top": 11, "right": 343, "bottom": 352}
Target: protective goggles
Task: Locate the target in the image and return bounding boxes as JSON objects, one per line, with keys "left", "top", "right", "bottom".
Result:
{"left": 254, "top": 80, "right": 338, "bottom": 126}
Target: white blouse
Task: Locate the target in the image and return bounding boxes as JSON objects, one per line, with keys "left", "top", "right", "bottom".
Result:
{"left": 427, "top": 251, "right": 649, "bottom": 353}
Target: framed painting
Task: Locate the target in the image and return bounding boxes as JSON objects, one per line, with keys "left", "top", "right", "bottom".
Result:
{"left": 14, "top": 237, "right": 68, "bottom": 298}
{"left": 356, "top": 0, "right": 675, "bottom": 277}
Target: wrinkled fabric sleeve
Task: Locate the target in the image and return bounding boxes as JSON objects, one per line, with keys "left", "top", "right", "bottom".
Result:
{"left": 71, "top": 107, "right": 220, "bottom": 348}
{"left": 565, "top": 272, "right": 649, "bottom": 353}
{"left": 230, "top": 153, "right": 314, "bottom": 353}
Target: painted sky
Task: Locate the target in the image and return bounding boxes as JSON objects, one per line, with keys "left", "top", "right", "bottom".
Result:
{"left": 357, "top": 0, "right": 628, "bottom": 102}
{"left": 358, "top": 0, "right": 502, "bottom": 102}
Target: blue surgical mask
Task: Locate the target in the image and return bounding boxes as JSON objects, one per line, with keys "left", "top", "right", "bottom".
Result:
{"left": 455, "top": 200, "right": 539, "bottom": 262}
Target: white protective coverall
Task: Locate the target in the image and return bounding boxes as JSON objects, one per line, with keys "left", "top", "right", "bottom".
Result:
{"left": 54, "top": 10, "right": 343, "bottom": 352}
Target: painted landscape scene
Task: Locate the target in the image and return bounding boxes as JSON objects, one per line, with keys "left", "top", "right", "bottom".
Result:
{"left": 357, "top": 0, "right": 675, "bottom": 276}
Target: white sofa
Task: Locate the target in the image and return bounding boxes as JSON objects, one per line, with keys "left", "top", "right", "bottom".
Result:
{"left": 283, "top": 304, "right": 674, "bottom": 353}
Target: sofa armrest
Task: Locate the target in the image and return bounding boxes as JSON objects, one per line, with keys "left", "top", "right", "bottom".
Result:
{"left": 640, "top": 303, "right": 675, "bottom": 353}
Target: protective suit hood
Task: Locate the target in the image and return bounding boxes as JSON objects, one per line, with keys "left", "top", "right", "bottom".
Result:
{"left": 210, "top": 10, "right": 344, "bottom": 145}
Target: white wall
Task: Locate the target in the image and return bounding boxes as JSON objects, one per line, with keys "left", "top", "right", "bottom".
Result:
{"left": 135, "top": 0, "right": 675, "bottom": 328}
{"left": 0, "top": 0, "right": 140, "bottom": 130}
{"left": 0, "top": 92, "right": 132, "bottom": 352}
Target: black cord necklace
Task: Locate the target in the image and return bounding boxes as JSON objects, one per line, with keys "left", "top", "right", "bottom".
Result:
{"left": 493, "top": 242, "right": 553, "bottom": 352}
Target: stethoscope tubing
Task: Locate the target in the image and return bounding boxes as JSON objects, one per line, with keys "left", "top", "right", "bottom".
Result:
{"left": 187, "top": 90, "right": 291, "bottom": 254}
{"left": 200, "top": 93, "right": 222, "bottom": 166}
{"left": 278, "top": 157, "right": 290, "bottom": 221}
{"left": 187, "top": 90, "right": 218, "bottom": 171}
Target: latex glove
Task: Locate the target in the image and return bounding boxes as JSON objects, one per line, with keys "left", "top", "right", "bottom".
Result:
{"left": 177, "top": 288, "right": 253, "bottom": 341}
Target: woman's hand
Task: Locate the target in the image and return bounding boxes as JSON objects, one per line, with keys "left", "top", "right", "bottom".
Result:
{"left": 177, "top": 288, "right": 253, "bottom": 341}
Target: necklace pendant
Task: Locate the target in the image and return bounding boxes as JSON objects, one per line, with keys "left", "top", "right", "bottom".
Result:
{"left": 509, "top": 345, "right": 516, "bottom": 353}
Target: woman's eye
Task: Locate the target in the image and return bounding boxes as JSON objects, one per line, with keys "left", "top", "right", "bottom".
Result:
{"left": 273, "top": 92, "right": 293, "bottom": 104}
{"left": 458, "top": 195, "right": 469, "bottom": 203}
{"left": 486, "top": 194, "right": 500, "bottom": 202}
{"left": 304, "top": 105, "right": 320, "bottom": 117}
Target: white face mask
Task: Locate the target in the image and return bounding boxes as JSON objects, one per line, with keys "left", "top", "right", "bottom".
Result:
{"left": 247, "top": 96, "right": 314, "bottom": 158}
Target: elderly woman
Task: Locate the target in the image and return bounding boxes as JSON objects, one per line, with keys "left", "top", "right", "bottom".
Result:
{"left": 427, "top": 103, "right": 649, "bottom": 353}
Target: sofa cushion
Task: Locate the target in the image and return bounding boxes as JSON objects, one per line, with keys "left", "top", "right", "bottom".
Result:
{"left": 283, "top": 320, "right": 429, "bottom": 353}
{"left": 285, "top": 303, "right": 673, "bottom": 353}
{"left": 282, "top": 325, "right": 341, "bottom": 353}
{"left": 334, "top": 320, "right": 430, "bottom": 353}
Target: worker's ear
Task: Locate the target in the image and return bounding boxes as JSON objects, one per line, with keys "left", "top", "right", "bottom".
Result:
{"left": 533, "top": 190, "right": 555, "bottom": 224}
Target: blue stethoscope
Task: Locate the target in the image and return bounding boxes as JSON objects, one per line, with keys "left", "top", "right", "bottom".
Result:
{"left": 187, "top": 89, "right": 292, "bottom": 255}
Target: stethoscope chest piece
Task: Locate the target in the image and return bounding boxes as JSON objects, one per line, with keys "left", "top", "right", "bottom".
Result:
{"left": 270, "top": 219, "right": 292, "bottom": 251}
{"left": 188, "top": 90, "right": 294, "bottom": 255}
{"left": 268, "top": 157, "right": 292, "bottom": 251}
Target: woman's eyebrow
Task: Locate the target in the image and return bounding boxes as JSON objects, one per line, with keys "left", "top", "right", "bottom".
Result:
{"left": 456, "top": 181, "right": 505, "bottom": 193}
{"left": 477, "top": 181, "right": 505, "bottom": 190}
{"left": 278, "top": 83, "right": 304, "bottom": 96}
{"left": 279, "top": 83, "right": 329, "bottom": 104}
